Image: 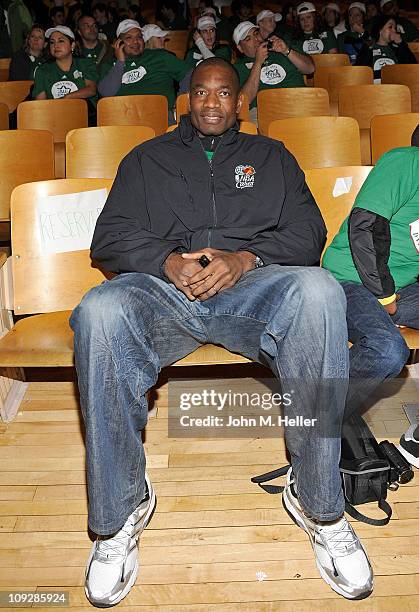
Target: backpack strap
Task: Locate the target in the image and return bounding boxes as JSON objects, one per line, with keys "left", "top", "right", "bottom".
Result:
{"left": 251, "top": 465, "right": 290, "bottom": 494}
{"left": 344, "top": 498, "right": 392, "bottom": 526}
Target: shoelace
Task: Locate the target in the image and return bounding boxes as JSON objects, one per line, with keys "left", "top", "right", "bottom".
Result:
{"left": 95, "top": 520, "right": 136, "bottom": 562}
{"left": 318, "top": 522, "right": 358, "bottom": 556}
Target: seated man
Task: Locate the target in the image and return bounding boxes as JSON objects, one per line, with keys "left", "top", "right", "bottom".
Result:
{"left": 233, "top": 21, "right": 314, "bottom": 123}
{"left": 98, "top": 19, "right": 188, "bottom": 121}
{"left": 71, "top": 57, "right": 373, "bottom": 608}
{"left": 77, "top": 14, "right": 113, "bottom": 68}
{"left": 323, "top": 126, "right": 419, "bottom": 466}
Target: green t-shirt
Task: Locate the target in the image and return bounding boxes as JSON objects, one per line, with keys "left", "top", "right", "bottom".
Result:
{"left": 235, "top": 52, "right": 306, "bottom": 109}
{"left": 370, "top": 43, "right": 397, "bottom": 83}
{"left": 100, "top": 49, "right": 188, "bottom": 108}
{"left": 184, "top": 44, "right": 232, "bottom": 71}
{"left": 323, "top": 147, "right": 419, "bottom": 291}
{"left": 32, "top": 57, "right": 99, "bottom": 102}
{"left": 81, "top": 41, "right": 108, "bottom": 66}
{"left": 294, "top": 30, "right": 338, "bottom": 55}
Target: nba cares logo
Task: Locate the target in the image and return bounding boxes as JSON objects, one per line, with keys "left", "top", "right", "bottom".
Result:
{"left": 235, "top": 164, "right": 256, "bottom": 189}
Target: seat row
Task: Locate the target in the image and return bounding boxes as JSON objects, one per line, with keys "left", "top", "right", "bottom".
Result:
{"left": 0, "top": 169, "right": 417, "bottom": 421}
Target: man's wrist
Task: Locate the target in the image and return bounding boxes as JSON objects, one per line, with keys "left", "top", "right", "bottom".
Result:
{"left": 378, "top": 294, "right": 396, "bottom": 306}
{"left": 237, "top": 251, "right": 263, "bottom": 271}
{"left": 283, "top": 47, "right": 291, "bottom": 56}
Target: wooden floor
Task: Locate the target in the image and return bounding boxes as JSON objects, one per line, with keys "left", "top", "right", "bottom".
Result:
{"left": 1, "top": 367, "right": 419, "bottom": 611}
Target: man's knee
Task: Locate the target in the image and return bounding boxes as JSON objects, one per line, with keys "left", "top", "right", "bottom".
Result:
{"left": 71, "top": 281, "right": 128, "bottom": 335}
{"left": 289, "top": 268, "right": 346, "bottom": 313}
{"left": 360, "top": 329, "right": 410, "bottom": 377}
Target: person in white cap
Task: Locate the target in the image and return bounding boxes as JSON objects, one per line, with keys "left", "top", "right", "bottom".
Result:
{"left": 292, "top": 2, "right": 338, "bottom": 55}
{"left": 184, "top": 15, "right": 231, "bottom": 72}
{"left": 141, "top": 24, "right": 169, "bottom": 49}
{"left": 98, "top": 19, "right": 188, "bottom": 119}
{"left": 322, "top": 3, "right": 346, "bottom": 37}
{"left": 256, "top": 9, "right": 292, "bottom": 42}
{"left": 198, "top": 1, "right": 234, "bottom": 43}
{"left": 233, "top": 20, "right": 314, "bottom": 122}
{"left": 379, "top": 0, "right": 419, "bottom": 42}
{"left": 32, "top": 25, "right": 98, "bottom": 113}
{"left": 336, "top": 3, "right": 369, "bottom": 64}
{"left": 355, "top": 13, "right": 416, "bottom": 82}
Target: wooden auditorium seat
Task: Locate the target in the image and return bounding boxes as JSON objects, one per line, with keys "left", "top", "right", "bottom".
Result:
{"left": 381, "top": 64, "right": 419, "bottom": 113}
{"left": 314, "top": 66, "right": 373, "bottom": 115}
{"left": 268, "top": 116, "right": 361, "bottom": 168}
{"left": 97, "top": 94, "right": 168, "bottom": 135}
{"left": 257, "top": 87, "right": 330, "bottom": 136}
{"left": 0, "top": 80, "right": 32, "bottom": 113}
{"left": 338, "top": 84, "right": 412, "bottom": 164}
{"left": 370, "top": 112, "right": 419, "bottom": 163}
{"left": 0, "top": 170, "right": 417, "bottom": 421}
{"left": 17, "top": 99, "right": 88, "bottom": 179}
{"left": 0, "top": 102, "right": 8, "bottom": 129}
{"left": 66, "top": 125, "right": 156, "bottom": 179}
{"left": 0, "top": 58, "right": 11, "bottom": 81}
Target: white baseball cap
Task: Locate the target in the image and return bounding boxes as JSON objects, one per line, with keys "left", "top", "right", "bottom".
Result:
{"left": 233, "top": 21, "right": 258, "bottom": 46}
{"left": 256, "top": 10, "right": 275, "bottom": 23}
{"left": 45, "top": 25, "right": 75, "bottom": 40}
{"left": 197, "top": 16, "right": 216, "bottom": 30}
{"left": 201, "top": 7, "right": 221, "bottom": 23}
{"left": 322, "top": 3, "right": 341, "bottom": 13}
{"left": 380, "top": 0, "right": 392, "bottom": 8}
{"left": 116, "top": 19, "right": 142, "bottom": 38}
{"left": 141, "top": 24, "right": 169, "bottom": 42}
{"left": 296, "top": 2, "right": 316, "bottom": 16}
{"left": 348, "top": 2, "right": 367, "bottom": 13}
{"left": 274, "top": 13, "right": 283, "bottom": 22}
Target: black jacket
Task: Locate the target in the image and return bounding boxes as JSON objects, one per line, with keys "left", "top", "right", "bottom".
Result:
{"left": 91, "top": 116, "right": 326, "bottom": 279}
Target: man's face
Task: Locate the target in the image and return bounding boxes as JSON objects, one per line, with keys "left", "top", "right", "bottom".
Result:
{"left": 259, "top": 16, "right": 276, "bottom": 37}
{"left": 200, "top": 26, "right": 216, "bottom": 48}
{"left": 382, "top": 1, "right": 397, "bottom": 16}
{"left": 237, "top": 27, "right": 262, "bottom": 58}
{"left": 78, "top": 17, "right": 99, "bottom": 44}
{"left": 53, "top": 11, "right": 65, "bottom": 26}
{"left": 349, "top": 7, "right": 363, "bottom": 27}
{"left": 189, "top": 64, "right": 242, "bottom": 136}
{"left": 121, "top": 28, "right": 144, "bottom": 56}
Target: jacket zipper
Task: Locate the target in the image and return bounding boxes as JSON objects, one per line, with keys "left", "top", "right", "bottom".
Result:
{"left": 201, "top": 137, "right": 218, "bottom": 247}
{"left": 180, "top": 170, "right": 194, "bottom": 206}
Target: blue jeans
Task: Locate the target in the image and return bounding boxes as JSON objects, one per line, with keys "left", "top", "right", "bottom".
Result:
{"left": 343, "top": 281, "right": 419, "bottom": 418}
{"left": 70, "top": 266, "right": 348, "bottom": 534}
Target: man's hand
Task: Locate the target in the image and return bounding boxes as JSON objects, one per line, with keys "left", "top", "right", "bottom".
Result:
{"left": 270, "top": 35, "right": 288, "bottom": 54}
{"left": 390, "top": 31, "right": 402, "bottom": 44}
{"left": 114, "top": 38, "right": 126, "bottom": 61}
{"left": 181, "top": 249, "right": 256, "bottom": 301}
{"left": 255, "top": 41, "right": 269, "bottom": 66}
{"left": 383, "top": 294, "right": 399, "bottom": 315}
{"left": 193, "top": 30, "right": 203, "bottom": 44}
{"left": 163, "top": 252, "right": 203, "bottom": 300}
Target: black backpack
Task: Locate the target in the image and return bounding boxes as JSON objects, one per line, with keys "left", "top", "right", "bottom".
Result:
{"left": 252, "top": 412, "right": 393, "bottom": 526}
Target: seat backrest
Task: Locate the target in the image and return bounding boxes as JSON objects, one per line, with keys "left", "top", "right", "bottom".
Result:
{"left": 408, "top": 42, "right": 419, "bottom": 62}
{"left": 175, "top": 92, "right": 250, "bottom": 122}
{"left": 370, "top": 112, "right": 419, "bottom": 163}
{"left": 17, "top": 98, "right": 88, "bottom": 143}
{"left": 381, "top": 64, "right": 419, "bottom": 113}
{"left": 314, "top": 66, "right": 373, "bottom": 101}
{"left": 0, "top": 80, "right": 32, "bottom": 112}
{"left": 338, "top": 84, "right": 411, "bottom": 129}
{"left": 0, "top": 102, "right": 8, "bottom": 130}
{"left": 305, "top": 166, "right": 373, "bottom": 255}
{"left": 268, "top": 116, "right": 361, "bottom": 169}
{"left": 257, "top": 87, "right": 330, "bottom": 136}
{"left": 239, "top": 120, "right": 257, "bottom": 134}
{"left": 311, "top": 53, "right": 350, "bottom": 71}
{"left": 66, "top": 125, "right": 156, "bottom": 179}
{"left": 164, "top": 30, "right": 189, "bottom": 59}
{"left": 97, "top": 94, "right": 168, "bottom": 135}
{"left": 0, "top": 58, "right": 11, "bottom": 82}
{"left": 0, "top": 130, "right": 55, "bottom": 221}
{"left": 10, "top": 178, "right": 113, "bottom": 314}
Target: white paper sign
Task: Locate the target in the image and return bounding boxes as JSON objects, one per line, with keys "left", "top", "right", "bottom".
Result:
{"left": 38, "top": 189, "right": 107, "bottom": 254}
{"left": 332, "top": 176, "right": 353, "bottom": 198}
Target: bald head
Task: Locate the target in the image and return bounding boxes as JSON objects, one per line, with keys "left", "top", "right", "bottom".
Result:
{"left": 190, "top": 57, "right": 240, "bottom": 95}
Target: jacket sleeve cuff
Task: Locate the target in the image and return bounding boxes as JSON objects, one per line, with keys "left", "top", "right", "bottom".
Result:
{"left": 378, "top": 294, "right": 396, "bottom": 306}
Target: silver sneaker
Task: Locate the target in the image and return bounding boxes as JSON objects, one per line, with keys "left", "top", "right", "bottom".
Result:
{"left": 85, "top": 473, "right": 156, "bottom": 608}
{"left": 282, "top": 468, "right": 373, "bottom": 600}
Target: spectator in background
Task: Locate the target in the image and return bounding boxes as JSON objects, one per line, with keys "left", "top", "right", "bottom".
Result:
{"left": 293, "top": 2, "right": 338, "bottom": 55}
{"left": 66, "top": 2, "right": 84, "bottom": 31}
{"left": 142, "top": 23, "right": 168, "bottom": 49}
{"left": 198, "top": 2, "right": 233, "bottom": 43}
{"left": 337, "top": 3, "right": 370, "bottom": 64}
{"left": 98, "top": 19, "right": 188, "bottom": 122}
{"left": 322, "top": 3, "right": 346, "bottom": 37}
{"left": 229, "top": 0, "right": 254, "bottom": 30}
{"left": 256, "top": 9, "right": 292, "bottom": 42}
{"left": 185, "top": 15, "right": 231, "bottom": 70}
{"left": 366, "top": 0, "right": 379, "bottom": 23}
{"left": 234, "top": 21, "right": 313, "bottom": 123}
{"left": 9, "top": 23, "right": 46, "bottom": 80}
{"left": 380, "top": 0, "right": 419, "bottom": 42}
{"left": 128, "top": 4, "right": 147, "bottom": 27}
{"left": 93, "top": 2, "right": 117, "bottom": 42}
{"left": 50, "top": 6, "right": 66, "bottom": 27}
{"left": 77, "top": 13, "right": 112, "bottom": 67}
{"left": 356, "top": 13, "right": 416, "bottom": 82}
{"left": 157, "top": 0, "right": 188, "bottom": 30}
{"left": 7, "top": 0, "right": 33, "bottom": 53}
